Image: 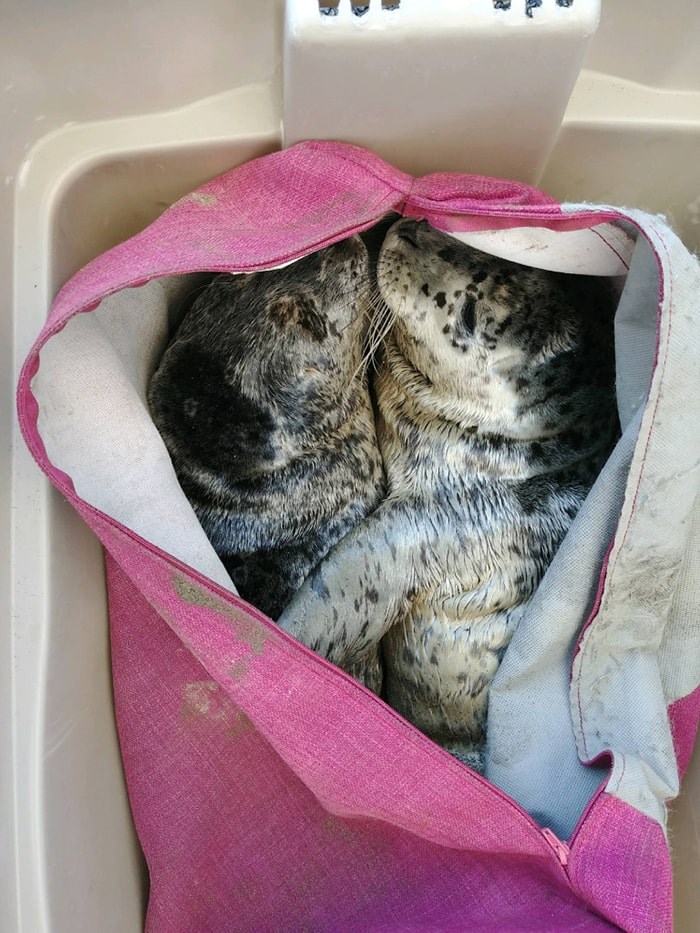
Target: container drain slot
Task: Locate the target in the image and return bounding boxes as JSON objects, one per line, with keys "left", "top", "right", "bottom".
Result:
{"left": 288, "top": 0, "right": 600, "bottom": 180}
{"left": 318, "top": 0, "right": 401, "bottom": 13}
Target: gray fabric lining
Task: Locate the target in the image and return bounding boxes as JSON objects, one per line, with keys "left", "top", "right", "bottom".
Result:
{"left": 487, "top": 215, "right": 700, "bottom": 838}
{"left": 486, "top": 408, "right": 641, "bottom": 838}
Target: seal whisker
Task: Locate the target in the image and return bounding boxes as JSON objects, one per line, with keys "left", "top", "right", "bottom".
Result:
{"left": 350, "top": 290, "right": 398, "bottom": 383}
{"left": 367, "top": 288, "right": 398, "bottom": 344}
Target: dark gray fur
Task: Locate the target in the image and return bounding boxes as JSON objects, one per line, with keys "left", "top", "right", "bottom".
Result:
{"left": 279, "top": 218, "right": 618, "bottom": 771}
{"left": 148, "top": 237, "right": 386, "bottom": 684}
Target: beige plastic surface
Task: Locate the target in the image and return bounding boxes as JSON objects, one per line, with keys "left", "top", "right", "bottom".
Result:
{"left": 2, "top": 1, "right": 698, "bottom": 931}
{"left": 284, "top": 0, "right": 600, "bottom": 181}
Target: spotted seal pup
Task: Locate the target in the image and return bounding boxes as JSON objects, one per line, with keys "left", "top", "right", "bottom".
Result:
{"left": 279, "top": 217, "right": 618, "bottom": 771}
{"left": 148, "top": 236, "right": 386, "bottom": 691}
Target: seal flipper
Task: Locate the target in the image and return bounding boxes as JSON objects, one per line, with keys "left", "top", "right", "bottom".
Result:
{"left": 277, "top": 501, "right": 416, "bottom": 666}
{"left": 277, "top": 499, "right": 471, "bottom": 671}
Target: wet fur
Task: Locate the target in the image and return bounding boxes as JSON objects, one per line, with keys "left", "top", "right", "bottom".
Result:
{"left": 148, "top": 237, "right": 386, "bottom": 663}
{"left": 279, "top": 218, "right": 618, "bottom": 771}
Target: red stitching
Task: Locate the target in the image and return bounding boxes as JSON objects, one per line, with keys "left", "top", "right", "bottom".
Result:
{"left": 611, "top": 755, "right": 627, "bottom": 795}
{"left": 576, "top": 216, "right": 672, "bottom": 761}
{"left": 590, "top": 224, "right": 631, "bottom": 272}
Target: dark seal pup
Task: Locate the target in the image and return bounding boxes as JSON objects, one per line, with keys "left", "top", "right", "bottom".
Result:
{"left": 148, "top": 236, "right": 386, "bottom": 658}
{"left": 279, "top": 217, "right": 618, "bottom": 771}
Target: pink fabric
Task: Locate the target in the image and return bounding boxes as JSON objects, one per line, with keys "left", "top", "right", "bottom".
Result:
{"left": 668, "top": 687, "right": 700, "bottom": 779}
{"left": 39, "top": 141, "right": 618, "bottom": 355}
{"left": 16, "top": 141, "right": 694, "bottom": 931}
{"left": 568, "top": 795, "right": 673, "bottom": 933}
{"left": 108, "top": 556, "right": 618, "bottom": 931}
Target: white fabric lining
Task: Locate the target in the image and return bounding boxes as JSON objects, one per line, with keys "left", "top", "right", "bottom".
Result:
{"left": 450, "top": 222, "right": 635, "bottom": 276}
{"left": 569, "top": 212, "right": 700, "bottom": 829}
{"left": 35, "top": 276, "right": 235, "bottom": 593}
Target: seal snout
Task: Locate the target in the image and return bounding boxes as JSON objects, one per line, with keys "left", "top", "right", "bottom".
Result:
{"left": 396, "top": 225, "right": 419, "bottom": 248}
{"left": 390, "top": 218, "right": 429, "bottom": 250}
{"left": 325, "top": 233, "right": 367, "bottom": 263}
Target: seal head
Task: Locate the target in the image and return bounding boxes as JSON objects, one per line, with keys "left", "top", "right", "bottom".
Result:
{"left": 149, "top": 235, "right": 386, "bottom": 633}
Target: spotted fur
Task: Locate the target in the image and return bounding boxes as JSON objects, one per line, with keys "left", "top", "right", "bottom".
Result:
{"left": 279, "top": 217, "right": 618, "bottom": 771}
{"left": 148, "top": 236, "right": 386, "bottom": 690}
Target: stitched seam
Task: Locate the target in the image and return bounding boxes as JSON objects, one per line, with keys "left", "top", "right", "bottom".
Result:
{"left": 304, "top": 140, "right": 412, "bottom": 197}
{"left": 610, "top": 754, "right": 627, "bottom": 796}
{"left": 575, "top": 217, "right": 672, "bottom": 761}
{"left": 590, "top": 225, "right": 632, "bottom": 271}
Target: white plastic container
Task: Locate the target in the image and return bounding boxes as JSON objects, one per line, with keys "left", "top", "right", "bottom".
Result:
{"left": 4, "top": 1, "right": 699, "bottom": 930}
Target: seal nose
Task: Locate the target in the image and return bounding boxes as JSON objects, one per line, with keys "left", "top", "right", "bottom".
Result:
{"left": 460, "top": 294, "right": 477, "bottom": 334}
{"left": 396, "top": 221, "right": 421, "bottom": 248}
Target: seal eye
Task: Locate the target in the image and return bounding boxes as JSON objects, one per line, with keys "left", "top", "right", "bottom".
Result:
{"left": 270, "top": 293, "right": 328, "bottom": 342}
{"left": 460, "top": 295, "right": 477, "bottom": 333}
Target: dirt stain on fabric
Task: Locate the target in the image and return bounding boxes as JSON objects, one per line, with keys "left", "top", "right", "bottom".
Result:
{"left": 182, "top": 680, "right": 218, "bottom": 717}
{"left": 181, "top": 680, "right": 255, "bottom": 741}
{"left": 188, "top": 192, "right": 218, "bottom": 207}
{"left": 172, "top": 573, "right": 268, "bottom": 655}
{"left": 228, "top": 660, "right": 250, "bottom": 682}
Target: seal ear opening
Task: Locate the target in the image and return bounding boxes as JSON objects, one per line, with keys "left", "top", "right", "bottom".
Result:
{"left": 534, "top": 316, "right": 579, "bottom": 363}
{"left": 269, "top": 293, "right": 328, "bottom": 342}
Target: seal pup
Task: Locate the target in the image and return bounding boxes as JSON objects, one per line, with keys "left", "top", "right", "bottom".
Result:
{"left": 148, "top": 236, "right": 386, "bottom": 692}
{"left": 279, "top": 217, "right": 618, "bottom": 771}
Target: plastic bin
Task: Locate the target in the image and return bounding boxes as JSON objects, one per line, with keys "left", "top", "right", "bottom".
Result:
{"left": 3, "top": 2, "right": 698, "bottom": 930}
